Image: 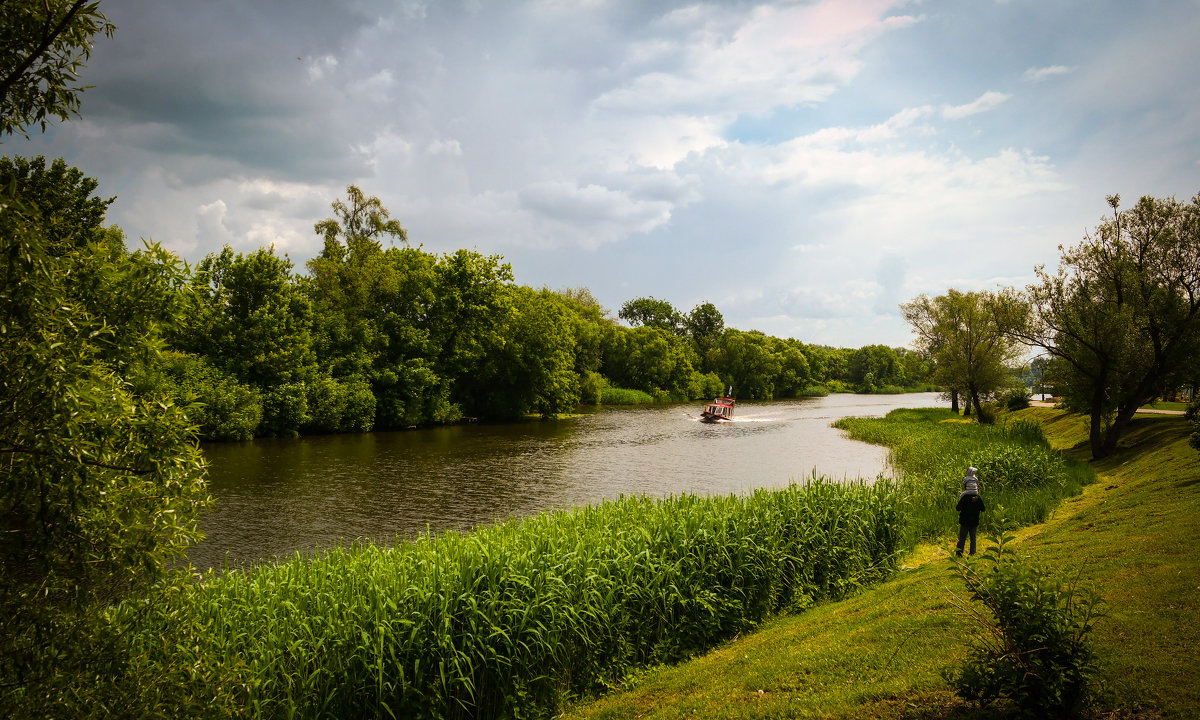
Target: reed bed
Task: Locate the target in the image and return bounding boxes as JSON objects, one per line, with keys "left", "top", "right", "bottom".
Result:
{"left": 178, "top": 480, "right": 902, "bottom": 720}
{"left": 834, "top": 408, "right": 1094, "bottom": 545}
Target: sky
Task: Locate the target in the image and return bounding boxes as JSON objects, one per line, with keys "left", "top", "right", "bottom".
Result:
{"left": 9, "top": 0, "right": 1200, "bottom": 348}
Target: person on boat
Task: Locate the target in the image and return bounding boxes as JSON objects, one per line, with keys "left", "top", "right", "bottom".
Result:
{"left": 955, "top": 490, "right": 986, "bottom": 557}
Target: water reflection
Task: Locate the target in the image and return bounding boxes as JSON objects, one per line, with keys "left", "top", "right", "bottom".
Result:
{"left": 192, "top": 392, "right": 942, "bottom": 570}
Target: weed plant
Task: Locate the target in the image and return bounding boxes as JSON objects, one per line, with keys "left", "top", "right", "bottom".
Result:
{"left": 834, "top": 408, "right": 1094, "bottom": 547}
{"left": 947, "top": 520, "right": 1105, "bottom": 717}
{"left": 175, "top": 481, "right": 902, "bottom": 719}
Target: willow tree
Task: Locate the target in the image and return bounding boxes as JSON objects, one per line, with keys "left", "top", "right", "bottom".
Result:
{"left": 1017, "top": 194, "right": 1200, "bottom": 458}
{"left": 1, "top": 0, "right": 114, "bottom": 137}
{"left": 901, "top": 289, "right": 1027, "bottom": 421}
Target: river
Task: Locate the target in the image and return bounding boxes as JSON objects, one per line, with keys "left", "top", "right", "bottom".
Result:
{"left": 191, "top": 392, "right": 942, "bottom": 570}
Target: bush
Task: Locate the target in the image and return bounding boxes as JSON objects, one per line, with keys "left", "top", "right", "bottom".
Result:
{"left": 158, "top": 352, "right": 262, "bottom": 441}
{"left": 303, "top": 375, "right": 376, "bottom": 434}
{"left": 579, "top": 371, "right": 604, "bottom": 405}
{"left": 600, "top": 386, "right": 654, "bottom": 404}
{"left": 948, "top": 522, "right": 1104, "bottom": 718}
{"left": 260, "top": 382, "right": 309, "bottom": 437}
{"left": 1001, "top": 388, "right": 1032, "bottom": 411}
{"left": 688, "top": 370, "right": 725, "bottom": 401}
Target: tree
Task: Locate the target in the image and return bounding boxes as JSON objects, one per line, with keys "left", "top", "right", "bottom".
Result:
{"left": 1, "top": 194, "right": 210, "bottom": 715}
{"left": 684, "top": 301, "right": 724, "bottom": 370}
{"left": 847, "top": 344, "right": 906, "bottom": 393}
{"left": 1018, "top": 194, "right": 1200, "bottom": 458}
{"left": 603, "top": 325, "right": 697, "bottom": 396}
{"left": 314, "top": 184, "right": 407, "bottom": 251}
{"left": 469, "top": 286, "right": 582, "bottom": 418}
{"left": 0, "top": 155, "right": 114, "bottom": 252}
{"left": 619, "top": 296, "right": 683, "bottom": 335}
{"left": 1, "top": 0, "right": 115, "bottom": 138}
{"left": 902, "top": 289, "right": 1027, "bottom": 421}
{"left": 711, "top": 329, "right": 783, "bottom": 400}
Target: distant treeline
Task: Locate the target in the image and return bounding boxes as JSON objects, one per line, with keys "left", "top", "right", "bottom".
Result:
{"left": 4, "top": 161, "right": 935, "bottom": 441}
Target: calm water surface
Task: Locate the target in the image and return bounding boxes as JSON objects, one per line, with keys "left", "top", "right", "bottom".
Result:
{"left": 193, "top": 393, "right": 942, "bottom": 570}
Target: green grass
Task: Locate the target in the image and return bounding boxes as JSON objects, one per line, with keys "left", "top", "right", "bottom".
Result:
{"left": 565, "top": 409, "right": 1200, "bottom": 719}
{"left": 1141, "top": 400, "right": 1188, "bottom": 411}
{"left": 834, "top": 408, "right": 1094, "bottom": 547}
{"left": 164, "top": 481, "right": 905, "bottom": 719}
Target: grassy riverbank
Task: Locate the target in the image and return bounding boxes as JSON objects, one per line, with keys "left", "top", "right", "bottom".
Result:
{"left": 565, "top": 408, "right": 1200, "bottom": 719}
{"left": 164, "top": 482, "right": 904, "bottom": 719}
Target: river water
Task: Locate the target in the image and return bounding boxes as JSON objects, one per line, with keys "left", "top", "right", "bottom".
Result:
{"left": 191, "top": 392, "right": 942, "bottom": 570}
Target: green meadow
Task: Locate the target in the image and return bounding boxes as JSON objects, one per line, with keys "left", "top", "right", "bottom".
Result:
{"left": 566, "top": 407, "right": 1200, "bottom": 719}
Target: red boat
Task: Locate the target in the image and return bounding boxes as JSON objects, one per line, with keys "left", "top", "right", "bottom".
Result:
{"left": 700, "top": 395, "right": 735, "bottom": 423}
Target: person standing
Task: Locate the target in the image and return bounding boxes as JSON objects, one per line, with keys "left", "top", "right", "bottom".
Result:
{"left": 955, "top": 491, "right": 986, "bottom": 556}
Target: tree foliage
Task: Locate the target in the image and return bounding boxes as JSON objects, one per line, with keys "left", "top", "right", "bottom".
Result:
{"left": 619, "top": 296, "right": 683, "bottom": 335}
{"left": 0, "top": 191, "right": 211, "bottom": 716}
{"left": 0, "top": 0, "right": 115, "bottom": 138}
{"left": 902, "top": 289, "right": 1027, "bottom": 421}
{"left": 1019, "top": 194, "right": 1200, "bottom": 458}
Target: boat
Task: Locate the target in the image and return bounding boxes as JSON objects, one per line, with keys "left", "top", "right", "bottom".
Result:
{"left": 700, "top": 392, "right": 735, "bottom": 423}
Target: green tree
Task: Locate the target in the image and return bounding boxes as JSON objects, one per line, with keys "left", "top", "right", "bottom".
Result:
{"left": 1, "top": 0, "right": 115, "bottom": 137}
{"left": 684, "top": 301, "right": 724, "bottom": 371}
{"left": 603, "top": 325, "right": 696, "bottom": 396}
{"left": 1019, "top": 194, "right": 1200, "bottom": 458}
{"left": 768, "top": 337, "right": 812, "bottom": 397}
{"left": 902, "top": 289, "right": 1027, "bottom": 421}
{"left": 619, "top": 296, "right": 683, "bottom": 335}
{"left": 0, "top": 155, "right": 114, "bottom": 253}
{"left": 1, "top": 195, "right": 211, "bottom": 716}
{"left": 847, "top": 344, "right": 906, "bottom": 392}
{"left": 305, "top": 189, "right": 456, "bottom": 428}
{"left": 314, "top": 184, "right": 407, "bottom": 250}
{"left": 174, "top": 246, "right": 317, "bottom": 436}
{"left": 711, "top": 329, "right": 783, "bottom": 400}
{"left": 469, "top": 286, "right": 582, "bottom": 418}
{"left": 148, "top": 351, "right": 262, "bottom": 441}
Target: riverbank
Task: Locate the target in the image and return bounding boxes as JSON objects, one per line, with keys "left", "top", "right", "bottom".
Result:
{"left": 564, "top": 408, "right": 1200, "bottom": 719}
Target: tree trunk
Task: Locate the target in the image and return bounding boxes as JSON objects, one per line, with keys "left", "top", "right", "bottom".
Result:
{"left": 1088, "top": 407, "right": 1107, "bottom": 460}
{"left": 1102, "top": 403, "right": 1139, "bottom": 456}
{"left": 950, "top": 390, "right": 960, "bottom": 414}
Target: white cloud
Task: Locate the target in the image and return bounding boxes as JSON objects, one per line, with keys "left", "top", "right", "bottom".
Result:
{"left": 1022, "top": 65, "right": 1076, "bottom": 83}
{"left": 595, "top": 0, "right": 917, "bottom": 117}
{"left": 942, "top": 90, "right": 1012, "bottom": 120}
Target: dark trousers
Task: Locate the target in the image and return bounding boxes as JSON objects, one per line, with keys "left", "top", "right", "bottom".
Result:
{"left": 956, "top": 523, "right": 978, "bottom": 556}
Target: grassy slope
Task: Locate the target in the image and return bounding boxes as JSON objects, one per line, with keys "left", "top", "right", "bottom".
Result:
{"left": 565, "top": 409, "right": 1200, "bottom": 719}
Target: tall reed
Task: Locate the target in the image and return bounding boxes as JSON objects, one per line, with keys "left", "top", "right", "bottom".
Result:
{"left": 834, "top": 408, "right": 1094, "bottom": 546}
{"left": 175, "top": 480, "right": 902, "bottom": 719}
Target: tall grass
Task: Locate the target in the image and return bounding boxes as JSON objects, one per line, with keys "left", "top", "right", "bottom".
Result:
{"left": 834, "top": 408, "right": 1094, "bottom": 546}
{"left": 173, "top": 481, "right": 902, "bottom": 720}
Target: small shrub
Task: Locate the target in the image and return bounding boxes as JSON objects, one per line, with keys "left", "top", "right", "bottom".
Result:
{"left": 1002, "top": 388, "right": 1032, "bottom": 411}
{"left": 947, "top": 521, "right": 1105, "bottom": 718}
{"left": 260, "top": 382, "right": 309, "bottom": 437}
{"left": 580, "top": 371, "right": 603, "bottom": 405}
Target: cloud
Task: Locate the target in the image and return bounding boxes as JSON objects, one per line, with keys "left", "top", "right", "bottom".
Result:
{"left": 942, "top": 90, "right": 1012, "bottom": 120}
{"left": 517, "top": 181, "right": 675, "bottom": 246}
{"left": 1022, "top": 65, "right": 1076, "bottom": 83}
{"left": 593, "top": 0, "right": 917, "bottom": 117}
